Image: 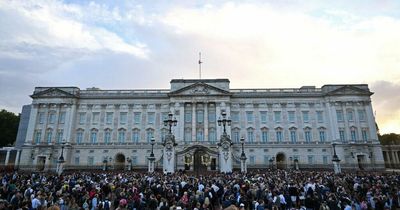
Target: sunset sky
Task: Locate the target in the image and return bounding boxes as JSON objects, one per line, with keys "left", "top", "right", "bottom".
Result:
{"left": 0, "top": 0, "right": 399, "bottom": 134}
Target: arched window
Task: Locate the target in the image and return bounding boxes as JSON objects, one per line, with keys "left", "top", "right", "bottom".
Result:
{"left": 132, "top": 129, "right": 140, "bottom": 143}
{"left": 104, "top": 129, "right": 112, "bottom": 144}
{"left": 261, "top": 127, "right": 268, "bottom": 143}
{"left": 318, "top": 127, "right": 326, "bottom": 142}
{"left": 303, "top": 127, "right": 312, "bottom": 143}
{"left": 56, "top": 129, "right": 64, "bottom": 144}
{"left": 350, "top": 126, "right": 358, "bottom": 142}
{"left": 146, "top": 129, "right": 154, "bottom": 143}
{"left": 247, "top": 128, "right": 254, "bottom": 143}
{"left": 90, "top": 129, "right": 98, "bottom": 144}
{"left": 232, "top": 128, "right": 240, "bottom": 143}
{"left": 209, "top": 128, "right": 216, "bottom": 143}
{"left": 184, "top": 128, "right": 191, "bottom": 142}
{"left": 289, "top": 127, "right": 297, "bottom": 143}
{"left": 76, "top": 129, "right": 84, "bottom": 144}
{"left": 46, "top": 129, "right": 53, "bottom": 144}
{"left": 275, "top": 127, "right": 283, "bottom": 143}
{"left": 118, "top": 129, "right": 126, "bottom": 143}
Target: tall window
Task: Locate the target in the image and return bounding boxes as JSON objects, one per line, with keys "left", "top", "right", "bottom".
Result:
{"left": 336, "top": 110, "right": 343, "bottom": 122}
{"left": 261, "top": 130, "right": 268, "bottom": 143}
{"left": 38, "top": 112, "right": 44, "bottom": 124}
{"left": 120, "top": 112, "right": 127, "bottom": 124}
{"left": 185, "top": 111, "right": 192, "bottom": 123}
{"left": 317, "top": 111, "right": 323, "bottom": 123}
{"left": 308, "top": 155, "right": 314, "bottom": 164}
{"left": 288, "top": 111, "right": 295, "bottom": 122}
{"left": 104, "top": 130, "right": 111, "bottom": 144}
{"left": 347, "top": 110, "right": 354, "bottom": 121}
{"left": 323, "top": 156, "right": 328, "bottom": 165}
{"left": 362, "top": 129, "right": 368, "bottom": 141}
{"left": 339, "top": 129, "right": 346, "bottom": 142}
{"left": 146, "top": 129, "right": 154, "bottom": 142}
{"left": 74, "top": 157, "right": 80, "bottom": 165}
{"left": 46, "top": 129, "right": 53, "bottom": 143}
{"left": 118, "top": 129, "right": 126, "bottom": 143}
{"left": 249, "top": 156, "right": 255, "bottom": 165}
{"left": 233, "top": 130, "right": 240, "bottom": 143}
{"left": 260, "top": 111, "right": 268, "bottom": 123}
{"left": 302, "top": 111, "right": 309, "bottom": 123}
{"left": 79, "top": 113, "right": 86, "bottom": 124}
{"left": 246, "top": 111, "right": 253, "bottom": 123}
{"left": 184, "top": 129, "right": 191, "bottom": 142}
{"left": 358, "top": 110, "right": 366, "bottom": 122}
{"left": 247, "top": 130, "right": 254, "bottom": 143}
{"left": 76, "top": 130, "right": 83, "bottom": 144}
{"left": 197, "top": 110, "right": 204, "bottom": 123}
{"left": 56, "top": 129, "right": 63, "bottom": 144}
{"left": 92, "top": 112, "right": 100, "bottom": 124}
{"left": 106, "top": 112, "right": 113, "bottom": 124}
{"left": 197, "top": 130, "right": 204, "bottom": 141}
{"left": 132, "top": 129, "right": 140, "bottom": 143}
{"left": 290, "top": 129, "right": 297, "bottom": 143}
{"left": 274, "top": 111, "right": 281, "bottom": 123}
{"left": 59, "top": 112, "right": 66, "bottom": 124}
{"left": 304, "top": 129, "right": 312, "bottom": 143}
{"left": 48, "top": 112, "right": 56, "bottom": 124}
{"left": 209, "top": 129, "right": 216, "bottom": 143}
{"left": 161, "top": 112, "right": 168, "bottom": 124}
{"left": 161, "top": 129, "right": 167, "bottom": 142}
{"left": 34, "top": 130, "right": 41, "bottom": 143}
{"left": 134, "top": 112, "right": 141, "bottom": 124}
{"left": 208, "top": 111, "right": 216, "bottom": 123}
{"left": 350, "top": 127, "right": 357, "bottom": 142}
{"left": 231, "top": 112, "right": 239, "bottom": 123}
{"left": 319, "top": 129, "right": 326, "bottom": 142}
{"left": 276, "top": 129, "right": 283, "bottom": 142}
{"left": 90, "top": 130, "right": 97, "bottom": 144}
{"left": 88, "top": 157, "right": 94, "bottom": 166}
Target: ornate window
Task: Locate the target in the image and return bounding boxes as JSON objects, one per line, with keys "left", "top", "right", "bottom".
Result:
{"left": 146, "top": 129, "right": 154, "bottom": 143}
{"left": 120, "top": 112, "right": 127, "bottom": 124}
{"left": 350, "top": 126, "right": 358, "bottom": 142}
{"left": 362, "top": 128, "right": 368, "bottom": 141}
{"left": 118, "top": 129, "right": 126, "bottom": 143}
{"left": 261, "top": 128, "right": 268, "bottom": 143}
{"left": 48, "top": 112, "right": 56, "bottom": 124}
{"left": 209, "top": 128, "right": 216, "bottom": 143}
{"left": 90, "top": 129, "right": 98, "bottom": 144}
{"left": 339, "top": 128, "right": 346, "bottom": 142}
{"left": 232, "top": 128, "right": 240, "bottom": 143}
{"left": 56, "top": 129, "right": 63, "bottom": 144}
{"left": 347, "top": 109, "right": 354, "bottom": 122}
{"left": 304, "top": 127, "right": 312, "bottom": 143}
{"left": 184, "top": 128, "right": 191, "bottom": 142}
{"left": 246, "top": 111, "right": 253, "bottom": 123}
{"left": 106, "top": 112, "right": 113, "bottom": 124}
{"left": 318, "top": 127, "right": 326, "bottom": 142}
{"left": 247, "top": 128, "right": 254, "bottom": 143}
{"left": 317, "top": 111, "right": 324, "bottom": 123}
{"left": 274, "top": 111, "right": 281, "bottom": 123}
{"left": 288, "top": 111, "right": 295, "bottom": 122}
{"left": 133, "top": 112, "right": 141, "bottom": 124}
{"left": 336, "top": 110, "right": 344, "bottom": 122}
{"left": 104, "top": 129, "right": 112, "bottom": 144}
{"left": 76, "top": 129, "right": 83, "bottom": 144}
{"left": 275, "top": 127, "right": 283, "bottom": 142}
{"left": 34, "top": 130, "right": 42, "bottom": 144}
{"left": 260, "top": 111, "right": 268, "bottom": 124}
{"left": 132, "top": 129, "right": 140, "bottom": 143}
{"left": 197, "top": 129, "right": 204, "bottom": 141}
{"left": 302, "top": 111, "right": 309, "bottom": 123}
{"left": 59, "top": 112, "right": 66, "bottom": 124}
{"left": 290, "top": 127, "right": 297, "bottom": 143}
{"left": 46, "top": 129, "right": 53, "bottom": 144}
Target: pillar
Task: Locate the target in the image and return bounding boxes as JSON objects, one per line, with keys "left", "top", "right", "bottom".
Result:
{"left": 333, "top": 161, "right": 341, "bottom": 174}
{"left": 204, "top": 102, "right": 208, "bottom": 142}
{"left": 14, "top": 150, "right": 20, "bottom": 168}
{"left": 192, "top": 103, "right": 196, "bottom": 141}
{"left": 4, "top": 150, "right": 10, "bottom": 166}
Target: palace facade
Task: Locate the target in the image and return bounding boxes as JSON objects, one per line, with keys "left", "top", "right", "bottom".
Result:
{"left": 16, "top": 79, "right": 385, "bottom": 172}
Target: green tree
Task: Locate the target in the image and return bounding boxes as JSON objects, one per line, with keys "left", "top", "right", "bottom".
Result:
{"left": 0, "top": 109, "right": 20, "bottom": 147}
{"left": 378, "top": 133, "right": 400, "bottom": 145}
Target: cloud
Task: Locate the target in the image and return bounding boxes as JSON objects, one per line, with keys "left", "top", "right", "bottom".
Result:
{"left": 371, "top": 81, "right": 400, "bottom": 134}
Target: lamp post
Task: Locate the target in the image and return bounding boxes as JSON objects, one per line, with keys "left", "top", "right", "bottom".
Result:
{"left": 164, "top": 112, "right": 178, "bottom": 134}
{"left": 57, "top": 140, "right": 66, "bottom": 175}
{"left": 217, "top": 111, "right": 231, "bottom": 135}
{"left": 269, "top": 157, "right": 275, "bottom": 169}
{"left": 148, "top": 137, "right": 156, "bottom": 173}
{"left": 332, "top": 143, "right": 341, "bottom": 174}
{"left": 103, "top": 158, "right": 107, "bottom": 171}
{"left": 240, "top": 137, "right": 247, "bottom": 173}
{"left": 127, "top": 157, "right": 132, "bottom": 171}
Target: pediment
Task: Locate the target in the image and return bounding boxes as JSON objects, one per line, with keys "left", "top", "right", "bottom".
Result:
{"left": 169, "top": 82, "right": 231, "bottom": 96}
{"left": 325, "top": 85, "right": 372, "bottom": 96}
{"left": 31, "top": 88, "right": 78, "bottom": 99}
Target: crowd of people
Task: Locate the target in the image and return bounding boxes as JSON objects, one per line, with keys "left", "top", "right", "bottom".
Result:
{"left": 0, "top": 169, "right": 399, "bottom": 210}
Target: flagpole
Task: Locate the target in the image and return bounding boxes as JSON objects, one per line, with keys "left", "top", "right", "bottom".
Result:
{"left": 199, "top": 52, "right": 202, "bottom": 79}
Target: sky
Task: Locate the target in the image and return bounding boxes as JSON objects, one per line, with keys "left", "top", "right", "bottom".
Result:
{"left": 0, "top": 0, "right": 399, "bottom": 134}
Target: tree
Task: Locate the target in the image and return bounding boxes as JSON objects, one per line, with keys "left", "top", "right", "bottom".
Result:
{"left": 378, "top": 133, "right": 400, "bottom": 145}
{"left": 0, "top": 109, "right": 20, "bottom": 147}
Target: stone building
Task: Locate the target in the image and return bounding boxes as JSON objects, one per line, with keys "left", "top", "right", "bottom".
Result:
{"left": 14, "top": 79, "right": 385, "bottom": 172}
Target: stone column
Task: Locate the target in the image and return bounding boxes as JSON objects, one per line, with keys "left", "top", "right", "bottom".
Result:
{"left": 327, "top": 103, "right": 339, "bottom": 142}
{"left": 179, "top": 104, "right": 185, "bottom": 143}
{"left": 384, "top": 151, "right": 391, "bottom": 167}
{"left": 26, "top": 104, "right": 39, "bottom": 144}
{"left": 4, "top": 150, "right": 10, "bottom": 166}
{"left": 365, "top": 102, "right": 378, "bottom": 141}
{"left": 393, "top": 151, "right": 399, "bottom": 168}
{"left": 216, "top": 103, "right": 222, "bottom": 139}
{"left": 65, "top": 103, "right": 77, "bottom": 144}
{"left": 14, "top": 150, "right": 20, "bottom": 168}
{"left": 192, "top": 103, "right": 196, "bottom": 141}
{"left": 204, "top": 102, "right": 208, "bottom": 142}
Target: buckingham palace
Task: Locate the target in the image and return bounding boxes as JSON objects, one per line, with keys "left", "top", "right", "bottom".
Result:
{"left": 15, "top": 78, "right": 385, "bottom": 173}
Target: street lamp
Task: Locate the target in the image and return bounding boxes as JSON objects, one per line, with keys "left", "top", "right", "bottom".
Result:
{"left": 240, "top": 137, "right": 247, "bottom": 173}
{"left": 127, "top": 157, "right": 132, "bottom": 171}
{"left": 148, "top": 137, "right": 156, "bottom": 173}
{"left": 57, "top": 140, "right": 66, "bottom": 175}
{"left": 269, "top": 157, "right": 275, "bottom": 169}
{"left": 332, "top": 143, "right": 341, "bottom": 174}
{"left": 164, "top": 112, "right": 177, "bottom": 134}
{"left": 217, "top": 111, "right": 231, "bottom": 135}
{"left": 103, "top": 158, "right": 108, "bottom": 171}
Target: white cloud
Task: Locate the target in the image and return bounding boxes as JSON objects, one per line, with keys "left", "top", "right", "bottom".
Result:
{"left": 0, "top": 0, "right": 149, "bottom": 58}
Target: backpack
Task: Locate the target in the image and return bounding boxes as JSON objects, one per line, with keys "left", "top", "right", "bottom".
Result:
{"left": 104, "top": 200, "right": 110, "bottom": 210}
